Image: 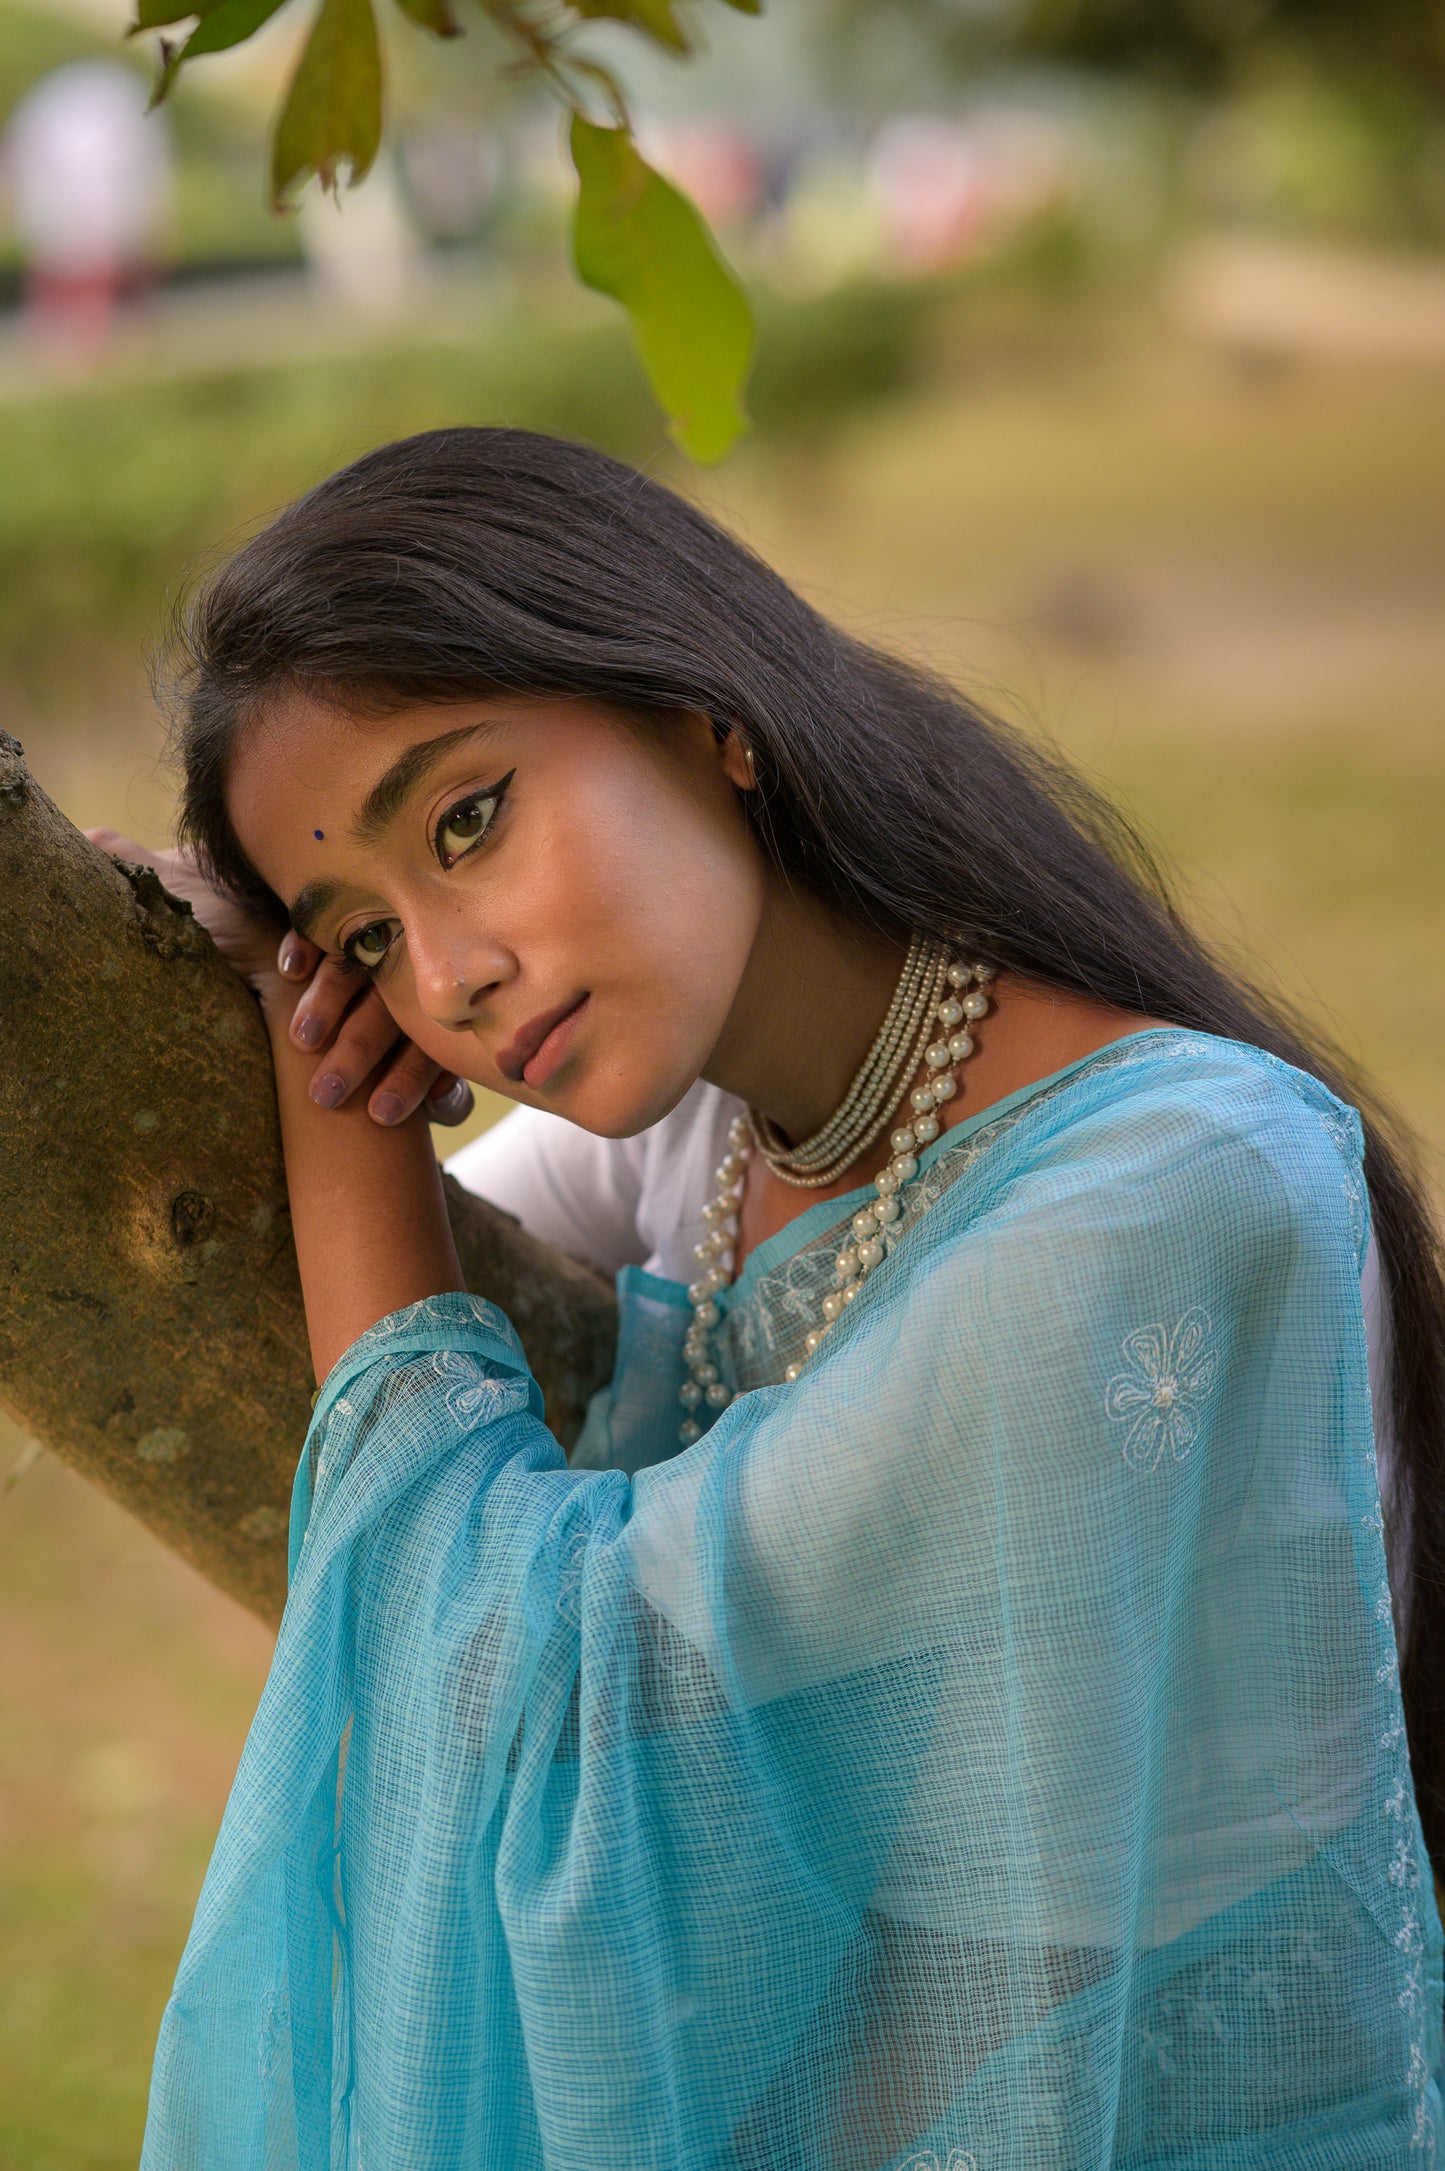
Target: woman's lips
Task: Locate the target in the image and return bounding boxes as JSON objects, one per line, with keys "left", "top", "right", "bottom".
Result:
{"left": 523, "top": 996, "right": 589, "bottom": 1088}
{"left": 496, "top": 994, "right": 589, "bottom": 1088}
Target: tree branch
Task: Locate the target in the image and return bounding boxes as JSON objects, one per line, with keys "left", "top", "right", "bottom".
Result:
{"left": 0, "top": 734, "right": 616, "bottom": 1627}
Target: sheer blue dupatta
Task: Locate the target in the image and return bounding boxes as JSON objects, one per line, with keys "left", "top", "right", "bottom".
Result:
{"left": 142, "top": 1035, "right": 1442, "bottom": 2170}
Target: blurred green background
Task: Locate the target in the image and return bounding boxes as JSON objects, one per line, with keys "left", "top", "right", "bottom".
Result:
{"left": 2, "top": 0, "right": 1444, "bottom": 2163}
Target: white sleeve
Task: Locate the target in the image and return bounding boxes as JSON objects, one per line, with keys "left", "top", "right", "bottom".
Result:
{"left": 444, "top": 1105, "right": 650, "bottom": 1280}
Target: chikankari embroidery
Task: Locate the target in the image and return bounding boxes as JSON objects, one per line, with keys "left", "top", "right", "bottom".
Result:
{"left": 1105, "top": 1308, "right": 1217, "bottom": 1471}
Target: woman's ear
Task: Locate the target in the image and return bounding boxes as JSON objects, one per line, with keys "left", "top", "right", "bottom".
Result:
{"left": 718, "top": 726, "right": 758, "bottom": 792}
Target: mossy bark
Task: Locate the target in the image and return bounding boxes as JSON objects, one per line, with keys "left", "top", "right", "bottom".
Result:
{"left": 0, "top": 734, "right": 616, "bottom": 1627}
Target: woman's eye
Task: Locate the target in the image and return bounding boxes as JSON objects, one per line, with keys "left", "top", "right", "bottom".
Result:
{"left": 435, "top": 772, "right": 512, "bottom": 868}
{"left": 346, "top": 920, "right": 395, "bottom": 971}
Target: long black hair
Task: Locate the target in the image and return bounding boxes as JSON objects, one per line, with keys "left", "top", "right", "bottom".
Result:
{"left": 170, "top": 425, "right": 1445, "bottom": 1866}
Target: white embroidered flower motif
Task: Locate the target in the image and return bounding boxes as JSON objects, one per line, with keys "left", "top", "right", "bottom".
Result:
{"left": 431, "top": 1348, "right": 492, "bottom": 1425}
{"left": 898, "top": 2153, "right": 977, "bottom": 2171}
{"left": 1105, "top": 1309, "right": 1217, "bottom": 1472}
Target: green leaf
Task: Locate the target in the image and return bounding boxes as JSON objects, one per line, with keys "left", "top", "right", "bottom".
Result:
{"left": 570, "top": 0, "right": 691, "bottom": 54}
{"left": 183, "top": 0, "right": 293, "bottom": 56}
{"left": 716, "top": 0, "right": 761, "bottom": 13}
{"left": 569, "top": 115, "right": 752, "bottom": 463}
{"left": 389, "top": 0, "right": 459, "bottom": 36}
{"left": 271, "top": 0, "right": 382, "bottom": 207}
{"left": 140, "top": 0, "right": 292, "bottom": 104}
{"left": 129, "top": 0, "right": 199, "bottom": 31}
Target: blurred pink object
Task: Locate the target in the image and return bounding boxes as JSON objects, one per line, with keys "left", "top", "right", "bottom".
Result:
{"left": 869, "top": 119, "right": 988, "bottom": 275}
{"left": 642, "top": 121, "right": 763, "bottom": 229}
{"left": 3, "top": 62, "right": 172, "bottom": 358}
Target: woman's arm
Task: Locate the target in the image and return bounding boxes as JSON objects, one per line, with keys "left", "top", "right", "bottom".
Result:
{"left": 261, "top": 981, "right": 464, "bottom": 1383}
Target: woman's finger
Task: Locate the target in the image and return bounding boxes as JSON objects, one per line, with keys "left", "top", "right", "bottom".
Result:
{"left": 86, "top": 825, "right": 153, "bottom": 862}
{"left": 366, "top": 1042, "right": 448, "bottom": 1128}
{"left": 277, "top": 929, "right": 324, "bottom": 982}
{"left": 305, "top": 984, "right": 407, "bottom": 1109}
{"left": 290, "top": 954, "right": 370, "bottom": 1053}
{"left": 426, "top": 1074, "right": 475, "bottom": 1127}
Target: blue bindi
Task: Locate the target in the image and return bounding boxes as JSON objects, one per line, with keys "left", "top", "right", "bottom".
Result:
{"left": 313, "top": 829, "right": 325, "bottom": 840}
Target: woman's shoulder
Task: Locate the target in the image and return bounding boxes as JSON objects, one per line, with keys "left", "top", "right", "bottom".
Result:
{"left": 922, "top": 1025, "right": 1369, "bottom": 1258}
{"left": 979, "top": 1025, "right": 1360, "bottom": 1163}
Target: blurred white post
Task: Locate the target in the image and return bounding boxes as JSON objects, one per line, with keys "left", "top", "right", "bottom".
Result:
{"left": 2, "top": 61, "right": 172, "bottom": 361}
{"left": 298, "top": 155, "right": 425, "bottom": 321}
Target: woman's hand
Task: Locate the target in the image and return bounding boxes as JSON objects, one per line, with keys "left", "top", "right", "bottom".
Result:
{"left": 86, "top": 828, "right": 474, "bottom": 1131}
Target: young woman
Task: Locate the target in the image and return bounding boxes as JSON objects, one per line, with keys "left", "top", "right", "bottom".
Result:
{"left": 112, "top": 427, "right": 1444, "bottom": 2168}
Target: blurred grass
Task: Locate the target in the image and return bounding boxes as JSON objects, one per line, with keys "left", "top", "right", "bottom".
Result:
{"left": 2, "top": 272, "right": 1444, "bottom": 2165}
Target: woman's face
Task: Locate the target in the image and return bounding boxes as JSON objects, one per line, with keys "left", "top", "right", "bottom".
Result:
{"left": 226, "top": 692, "right": 769, "bottom": 1136}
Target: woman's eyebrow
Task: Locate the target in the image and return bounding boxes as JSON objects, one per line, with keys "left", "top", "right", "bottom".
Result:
{"left": 351, "top": 721, "right": 496, "bottom": 846}
{"left": 288, "top": 879, "right": 342, "bottom": 943}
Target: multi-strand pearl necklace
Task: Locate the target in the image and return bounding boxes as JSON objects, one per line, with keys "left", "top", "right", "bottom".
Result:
{"left": 745, "top": 933, "right": 952, "bottom": 1188}
{"left": 678, "top": 951, "right": 995, "bottom": 1444}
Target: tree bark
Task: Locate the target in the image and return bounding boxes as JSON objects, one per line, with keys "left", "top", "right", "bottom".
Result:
{"left": 0, "top": 733, "right": 617, "bottom": 1628}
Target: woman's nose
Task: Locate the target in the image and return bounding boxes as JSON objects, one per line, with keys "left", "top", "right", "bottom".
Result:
{"left": 409, "top": 928, "right": 512, "bottom": 1033}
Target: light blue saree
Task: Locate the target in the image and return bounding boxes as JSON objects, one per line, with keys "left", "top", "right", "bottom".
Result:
{"left": 143, "top": 1031, "right": 1443, "bottom": 2168}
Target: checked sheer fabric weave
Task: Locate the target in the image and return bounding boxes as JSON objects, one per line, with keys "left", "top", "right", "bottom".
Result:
{"left": 143, "top": 1033, "right": 1443, "bottom": 2169}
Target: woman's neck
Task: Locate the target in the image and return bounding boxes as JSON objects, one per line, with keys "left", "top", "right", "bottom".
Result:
{"left": 701, "top": 886, "right": 909, "bottom": 1144}
{"left": 709, "top": 903, "right": 1172, "bottom": 1272}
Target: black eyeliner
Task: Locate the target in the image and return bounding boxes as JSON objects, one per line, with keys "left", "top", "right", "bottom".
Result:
{"left": 433, "top": 769, "right": 515, "bottom": 869}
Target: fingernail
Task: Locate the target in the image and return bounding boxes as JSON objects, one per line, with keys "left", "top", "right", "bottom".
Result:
{"left": 293, "top": 1014, "right": 325, "bottom": 1048}
{"left": 279, "top": 937, "right": 308, "bottom": 977}
{"left": 311, "top": 1073, "right": 346, "bottom": 1109}
{"left": 435, "top": 1081, "right": 471, "bottom": 1113}
{"left": 372, "top": 1092, "right": 405, "bottom": 1126}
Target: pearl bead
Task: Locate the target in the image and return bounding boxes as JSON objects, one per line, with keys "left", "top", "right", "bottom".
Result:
{"left": 947, "top": 963, "right": 969, "bottom": 987}
{"left": 912, "top": 1113, "right": 939, "bottom": 1144}
{"left": 852, "top": 1208, "right": 878, "bottom": 1241}
{"left": 875, "top": 1194, "right": 900, "bottom": 1223}
{"left": 679, "top": 1380, "right": 703, "bottom": 1409}
{"left": 784, "top": 1362, "right": 803, "bottom": 1382}
{"left": 857, "top": 1237, "right": 884, "bottom": 1270}
{"left": 890, "top": 1126, "right": 916, "bottom": 1155}
{"left": 931, "top": 1074, "right": 957, "bottom": 1103}
{"left": 805, "top": 1328, "right": 825, "bottom": 1353}
{"left": 842, "top": 1281, "right": 861, "bottom": 1304}
{"left": 694, "top": 1361, "right": 718, "bottom": 1385}
{"left": 937, "top": 997, "right": 964, "bottom": 1028}
{"left": 973, "top": 962, "right": 995, "bottom": 981}
{"left": 875, "top": 1167, "right": 899, "bottom": 1196}
{"left": 705, "top": 1381, "right": 731, "bottom": 1409}
{"left": 679, "top": 1419, "right": 702, "bottom": 1444}
{"left": 948, "top": 1032, "right": 973, "bottom": 1061}
{"left": 962, "top": 991, "right": 989, "bottom": 1020}
{"left": 822, "top": 1291, "right": 844, "bottom": 1321}
{"left": 925, "top": 1042, "right": 951, "bottom": 1070}
{"left": 705, "top": 1265, "right": 728, "bottom": 1294}
{"left": 687, "top": 1279, "right": 710, "bottom": 1305}
{"left": 835, "top": 1245, "right": 859, "bottom": 1281}
{"left": 891, "top": 1153, "right": 917, "bottom": 1182}
{"left": 910, "top": 1086, "right": 935, "bottom": 1114}
{"left": 693, "top": 1300, "right": 720, "bottom": 1328}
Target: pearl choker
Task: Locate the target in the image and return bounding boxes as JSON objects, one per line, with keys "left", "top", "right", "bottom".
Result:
{"left": 678, "top": 949, "right": 995, "bottom": 1444}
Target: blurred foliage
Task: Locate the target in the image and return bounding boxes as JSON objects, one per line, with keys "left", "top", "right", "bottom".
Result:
{"left": 129, "top": 0, "right": 759, "bottom": 458}
{"left": 0, "top": 270, "right": 951, "bottom": 685}
{"left": 820, "top": 0, "right": 1445, "bottom": 100}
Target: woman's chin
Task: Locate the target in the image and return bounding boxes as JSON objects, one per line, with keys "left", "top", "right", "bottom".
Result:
{"left": 538, "top": 1058, "right": 704, "bottom": 1142}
